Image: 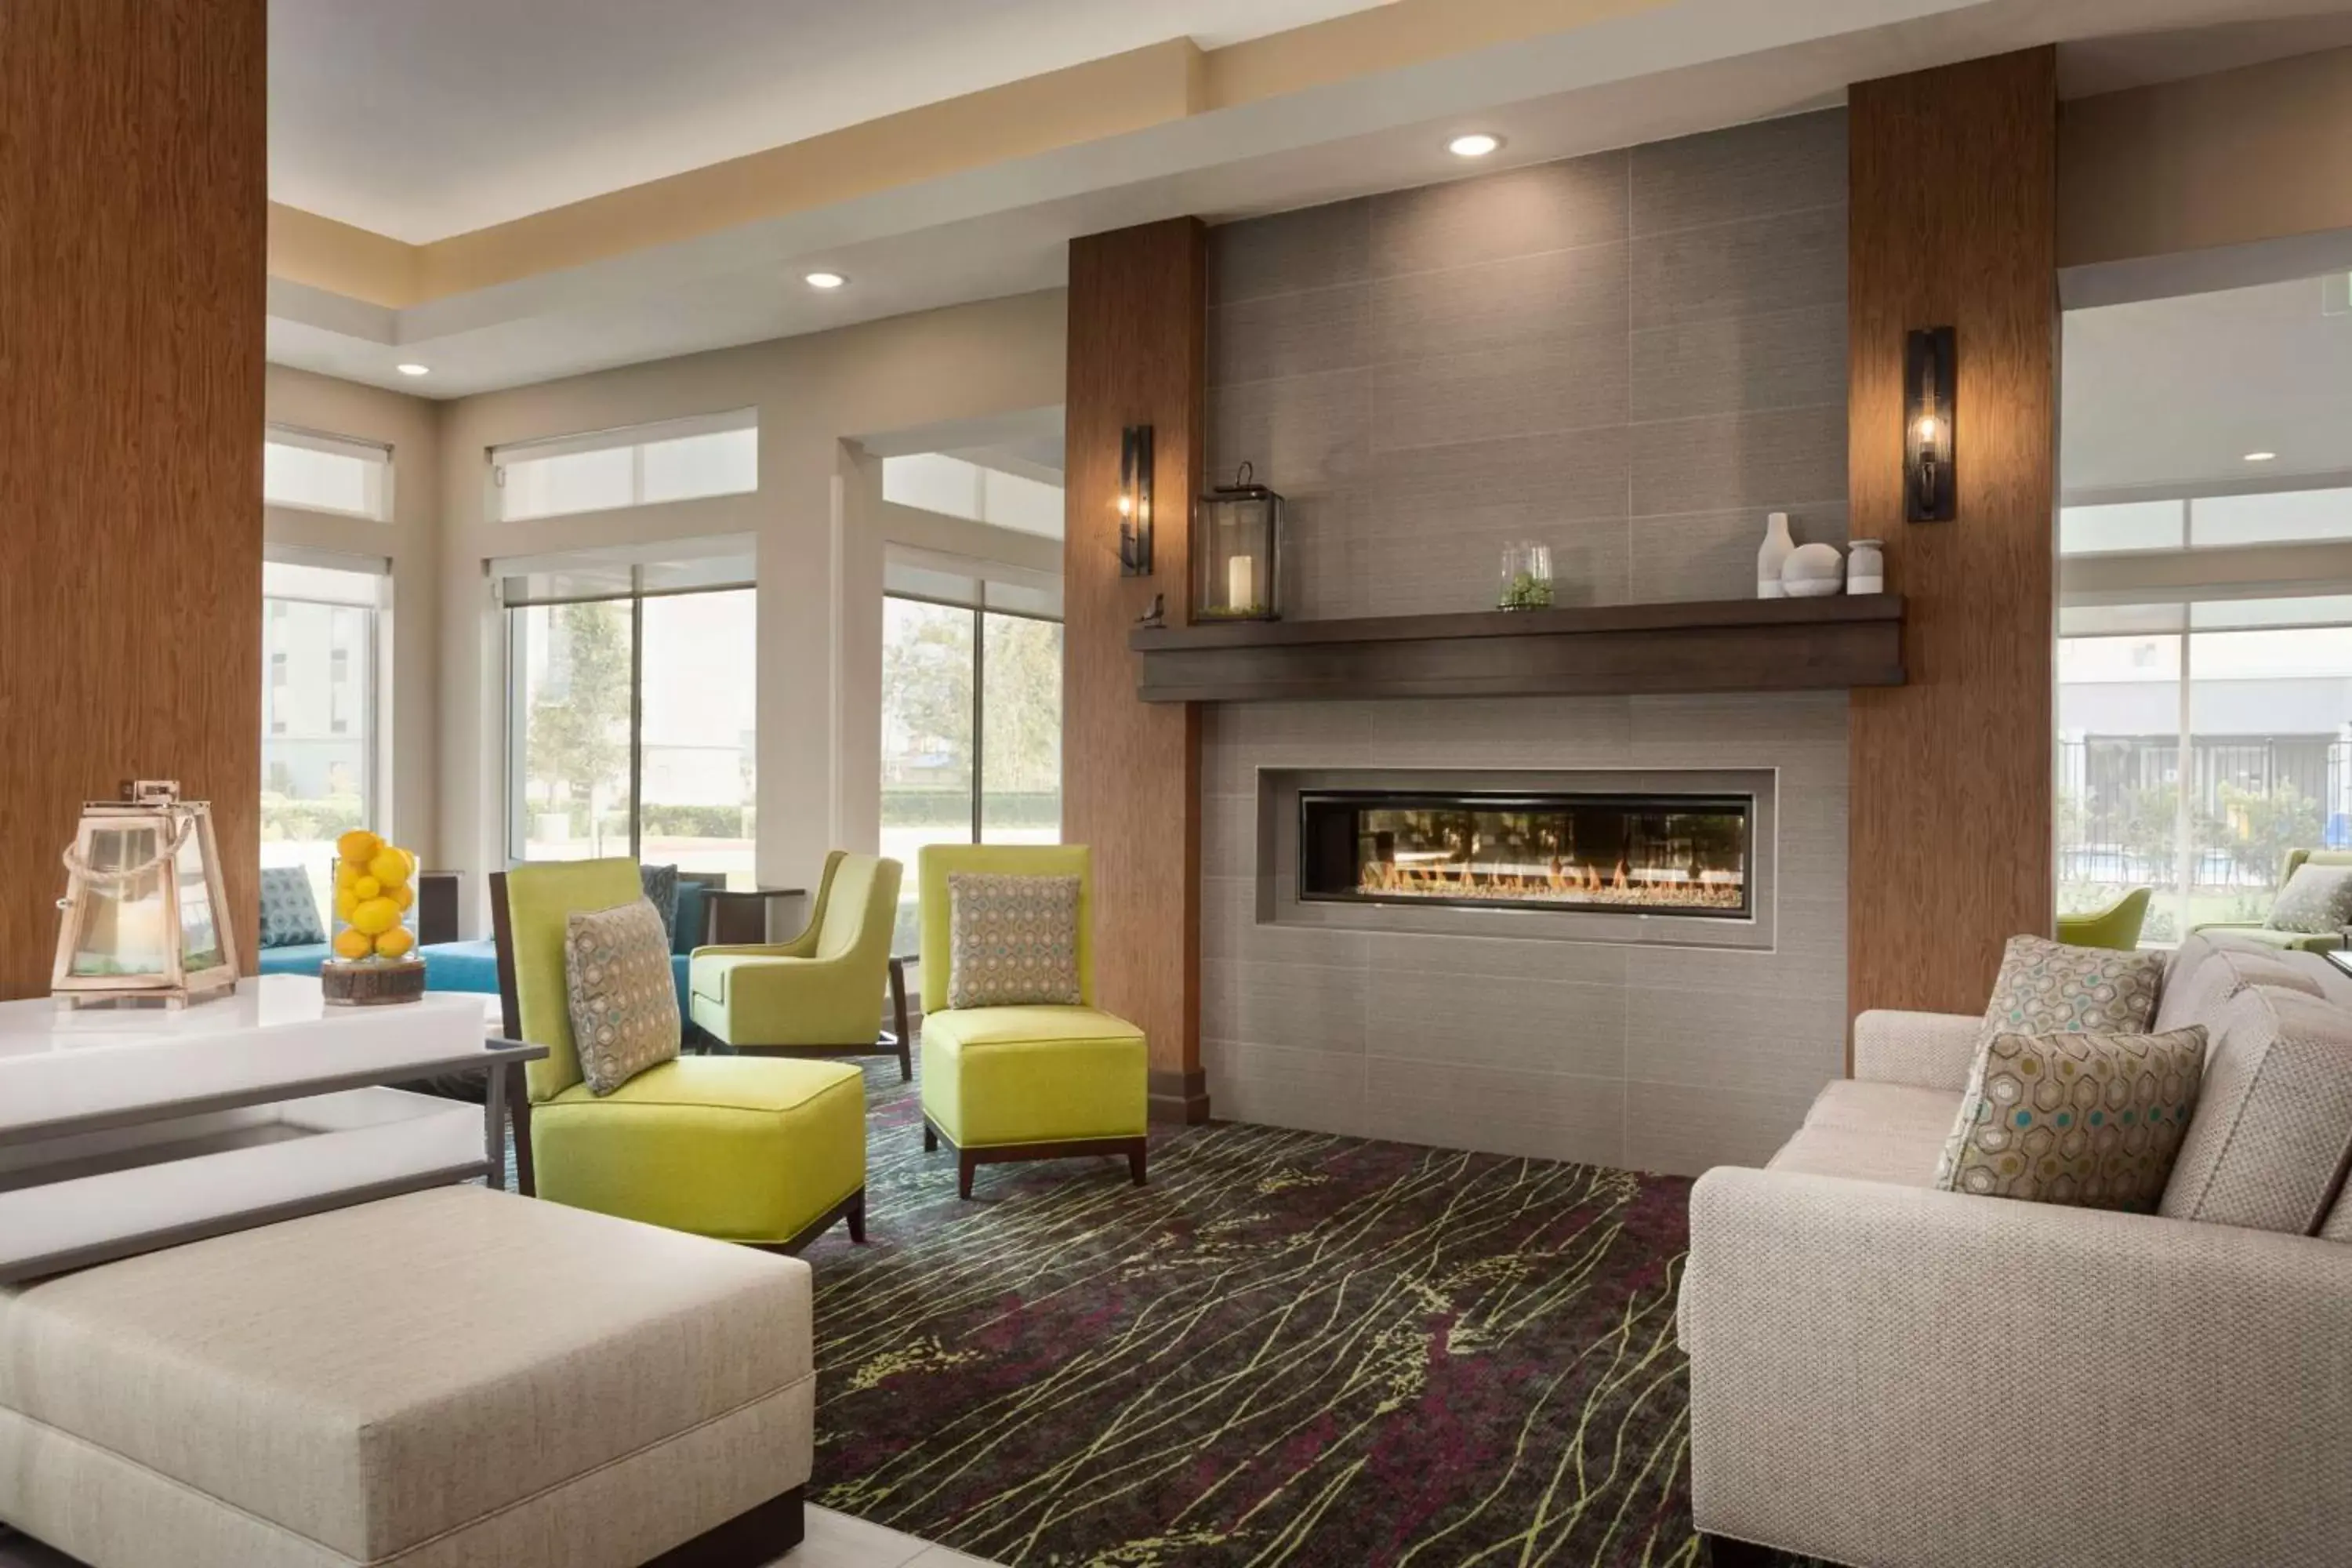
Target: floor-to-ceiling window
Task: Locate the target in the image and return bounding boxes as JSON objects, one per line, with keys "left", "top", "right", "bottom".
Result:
{"left": 260, "top": 559, "right": 384, "bottom": 915}
{"left": 503, "top": 543, "right": 757, "bottom": 884}
{"left": 880, "top": 547, "right": 1063, "bottom": 949}
{"left": 260, "top": 424, "right": 394, "bottom": 916}
{"left": 2057, "top": 499, "right": 2352, "bottom": 944}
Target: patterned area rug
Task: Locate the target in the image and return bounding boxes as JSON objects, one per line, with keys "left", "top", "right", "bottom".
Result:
{"left": 798, "top": 1059, "right": 1783, "bottom": 1568}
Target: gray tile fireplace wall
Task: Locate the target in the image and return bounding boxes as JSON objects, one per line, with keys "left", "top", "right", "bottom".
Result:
{"left": 1200, "top": 110, "right": 1850, "bottom": 1175}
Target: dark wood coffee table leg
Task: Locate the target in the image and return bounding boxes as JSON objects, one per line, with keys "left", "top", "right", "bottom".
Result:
{"left": 506, "top": 1061, "right": 536, "bottom": 1198}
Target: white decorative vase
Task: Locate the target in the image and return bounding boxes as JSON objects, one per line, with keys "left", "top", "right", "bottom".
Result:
{"left": 1756, "top": 512, "right": 1795, "bottom": 599}
{"left": 1847, "top": 539, "right": 1885, "bottom": 594}
{"left": 1780, "top": 542, "right": 1846, "bottom": 597}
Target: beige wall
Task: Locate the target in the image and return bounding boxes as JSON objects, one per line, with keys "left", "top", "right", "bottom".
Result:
{"left": 2061, "top": 45, "right": 2352, "bottom": 271}
{"left": 263, "top": 365, "right": 443, "bottom": 858}
{"left": 432, "top": 289, "right": 1065, "bottom": 931}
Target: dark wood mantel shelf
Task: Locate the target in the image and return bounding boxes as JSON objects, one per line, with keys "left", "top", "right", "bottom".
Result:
{"left": 1130, "top": 594, "right": 1906, "bottom": 702}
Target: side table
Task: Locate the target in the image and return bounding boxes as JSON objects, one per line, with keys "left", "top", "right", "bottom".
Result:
{"left": 702, "top": 886, "right": 809, "bottom": 945}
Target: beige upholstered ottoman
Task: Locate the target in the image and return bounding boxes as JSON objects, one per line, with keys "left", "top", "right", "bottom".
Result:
{"left": 0, "top": 1186, "right": 814, "bottom": 1568}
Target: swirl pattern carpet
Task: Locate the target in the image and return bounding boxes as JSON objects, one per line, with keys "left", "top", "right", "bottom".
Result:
{"left": 796, "top": 1059, "right": 1809, "bottom": 1568}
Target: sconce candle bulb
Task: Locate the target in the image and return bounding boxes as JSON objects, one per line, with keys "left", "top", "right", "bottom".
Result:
{"left": 1117, "top": 424, "right": 1154, "bottom": 576}
{"left": 1904, "top": 325, "right": 1956, "bottom": 523}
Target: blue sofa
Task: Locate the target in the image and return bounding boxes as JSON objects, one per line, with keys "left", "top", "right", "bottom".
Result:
{"left": 255, "top": 878, "right": 708, "bottom": 1022}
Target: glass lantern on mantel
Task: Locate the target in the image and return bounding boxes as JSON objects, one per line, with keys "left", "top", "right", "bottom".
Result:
{"left": 52, "top": 780, "right": 238, "bottom": 1011}
{"left": 1193, "top": 463, "right": 1284, "bottom": 622}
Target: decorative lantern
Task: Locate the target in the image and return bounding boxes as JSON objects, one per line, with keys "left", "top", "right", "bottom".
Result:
{"left": 52, "top": 780, "right": 238, "bottom": 1010}
{"left": 1194, "top": 463, "right": 1284, "bottom": 622}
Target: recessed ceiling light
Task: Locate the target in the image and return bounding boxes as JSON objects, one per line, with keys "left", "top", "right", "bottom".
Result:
{"left": 2245, "top": 451, "right": 2278, "bottom": 462}
{"left": 804, "top": 271, "right": 847, "bottom": 290}
{"left": 1448, "top": 133, "right": 1502, "bottom": 158}
{"left": 394, "top": 363, "right": 430, "bottom": 377}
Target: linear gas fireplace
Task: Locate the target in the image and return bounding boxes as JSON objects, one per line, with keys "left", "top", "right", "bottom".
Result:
{"left": 1258, "top": 768, "right": 1776, "bottom": 949}
{"left": 1299, "top": 789, "right": 1752, "bottom": 918}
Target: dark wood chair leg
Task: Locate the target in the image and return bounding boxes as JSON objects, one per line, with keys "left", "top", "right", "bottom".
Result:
{"left": 888, "top": 957, "right": 911, "bottom": 1082}
{"left": 845, "top": 1191, "right": 866, "bottom": 1243}
{"left": 958, "top": 1152, "right": 977, "bottom": 1200}
{"left": 506, "top": 1061, "right": 536, "bottom": 1198}
{"left": 1128, "top": 1142, "right": 1148, "bottom": 1186}
{"left": 924, "top": 1120, "right": 938, "bottom": 1152}
{"left": 1700, "top": 1534, "right": 1778, "bottom": 1568}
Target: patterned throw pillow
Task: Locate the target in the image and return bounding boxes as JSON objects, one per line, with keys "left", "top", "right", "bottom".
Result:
{"left": 947, "top": 873, "right": 1082, "bottom": 1009}
{"left": 257, "top": 866, "right": 326, "bottom": 948}
{"left": 1980, "top": 935, "right": 2164, "bottom": 1046}
{"left": 564, "top": 898, "right": 681, "bottom": 1096}
{"left": 637, "top": 863, "right": 680, "bottom": 945}
{"left": 1936, "top": 1026, "right": 2207, "bottom": 1210}
{"left": 2264, "top": 862, "right": 2352, "bottom": 935}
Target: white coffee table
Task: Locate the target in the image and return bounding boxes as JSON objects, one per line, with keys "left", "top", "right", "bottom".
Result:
{"left": 0, "top": 976, "right": 543, "bottom": 1283}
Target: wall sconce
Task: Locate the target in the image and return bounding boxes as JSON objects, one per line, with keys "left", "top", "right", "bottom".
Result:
{"left": 1118, "top": 423, "right": 1154, "bottom": 576}
{"left": 1904, "top": 325, "right": 1955, "bottom": 523}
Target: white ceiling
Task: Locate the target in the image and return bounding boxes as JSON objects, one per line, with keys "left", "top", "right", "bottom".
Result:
{"left": 263, "top": 0, "right": 2352, "bottom": 398}
{"left": 2063, "top": 274, "right": 2352, "bottom": 498}
{"left": 267, "top": 0, "right": 1396, "bottom": 242}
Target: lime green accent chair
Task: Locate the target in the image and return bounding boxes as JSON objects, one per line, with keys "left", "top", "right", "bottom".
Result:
{"left": 690, "top": 851, "right": 908, "bottom": 1078}
{"left": 492, "top": 859, "right": 867, "bottom": 1250}
{"left": 2191, "top": 848, "right": 2352, "bottom": 953}
{"left": 2056, "top": 887, "right": 2151, "bottom": 951}
{"left": 916, "top": 844, "right": 1148, "bottom": 1199}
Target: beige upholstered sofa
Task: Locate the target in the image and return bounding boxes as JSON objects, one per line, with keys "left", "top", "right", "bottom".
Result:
{"left": 1680, "top": 935, "right": 2352, "bottom": 1568}
{"left": 0, "top": 1186, "right": 815, "bottom": 1568}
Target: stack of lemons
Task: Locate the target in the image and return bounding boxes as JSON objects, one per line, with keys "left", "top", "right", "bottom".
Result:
{"left": 331, "top": 830, "right": 420, "bottom": 963}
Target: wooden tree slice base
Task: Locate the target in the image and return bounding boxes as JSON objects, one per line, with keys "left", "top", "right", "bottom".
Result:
{"left": 321, "top": 958, "right": 428, "bottom": 1007}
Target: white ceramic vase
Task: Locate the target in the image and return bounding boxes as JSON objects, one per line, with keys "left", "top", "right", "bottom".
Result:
{"left": 1756, "top": 512, "right": 1795, "bottom": 599}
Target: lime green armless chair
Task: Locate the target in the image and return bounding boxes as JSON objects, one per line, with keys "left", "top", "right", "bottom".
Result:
{"left": 2056, "top": 887, "right": 2151, "bottom": 951}
{"left": 690, "top": 851, "right": 907, "bottom": 1077}
{"left": 2192, "top": 848, "right": 2352, "bottom": 953}
{"left": 917, "top": 844, "right": 1148, "bottom": 1199}
{"left": 492, "top": 858, "right": 867, "bottom": 1251}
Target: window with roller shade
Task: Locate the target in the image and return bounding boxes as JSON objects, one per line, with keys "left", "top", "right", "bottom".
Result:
{"left": 491, "top": 410, "right": 757, "bottom": 523}
{"left": 881, "top": 545, "right": 1063, "bottom": 949}
{"left": 499, "top": 538, "right": 757, "bottom": 884}
{"left": 2058, "top": 488, "right": 2352, "bottom": 944}
{"left": 262, "top": 555, "right": 386, "bottom": 920}
{"left": 264, "top": 427, "right": 392, "bottom": 521}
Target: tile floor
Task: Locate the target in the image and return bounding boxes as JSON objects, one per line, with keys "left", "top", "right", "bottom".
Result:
{"left": 0, "top": 1508, "right": 998, "bottom": 1567}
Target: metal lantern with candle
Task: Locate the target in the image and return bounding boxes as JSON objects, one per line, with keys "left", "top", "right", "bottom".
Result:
{"left": 52, "top": 780, "right": 238, "bottom": 1010}
{"left": 1194, "top": 463, "right": 1284, "bottom": 622}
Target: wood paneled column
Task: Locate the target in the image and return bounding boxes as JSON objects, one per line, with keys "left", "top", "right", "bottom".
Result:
{"left": 0, "top": 0, "right": 267, "bottom": 1000}
{"left": 1848, "top": 48, "right": 2058, "bottom": 1027}
{"left": 1063, "top": 219, "right": 1209, "bottom": 1123}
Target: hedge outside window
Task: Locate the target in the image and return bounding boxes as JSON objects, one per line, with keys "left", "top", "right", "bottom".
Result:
{"left": 2057, "top": 482, "right": 2352, "bottom": 946}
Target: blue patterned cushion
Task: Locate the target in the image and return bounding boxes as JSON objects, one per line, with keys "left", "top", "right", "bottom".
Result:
{"left": 638, "top": 863, "right": 679, "bottom": 944}
{"left": 564, "top": 898, "right": 681, "bottom": 1096}
{"left": 257, "top": 866, "right": 326, "bottom": 949}
{"left": 1936, "top": 1026, "right": 2207, "bottom": 1210}
{"left": 946, "top": 873, "right": 1082, "bottom": 1009}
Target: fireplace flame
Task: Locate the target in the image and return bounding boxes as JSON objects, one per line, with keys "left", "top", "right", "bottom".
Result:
{"left": 1357, "top": 856, "right": 1743, "bottom": 911}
